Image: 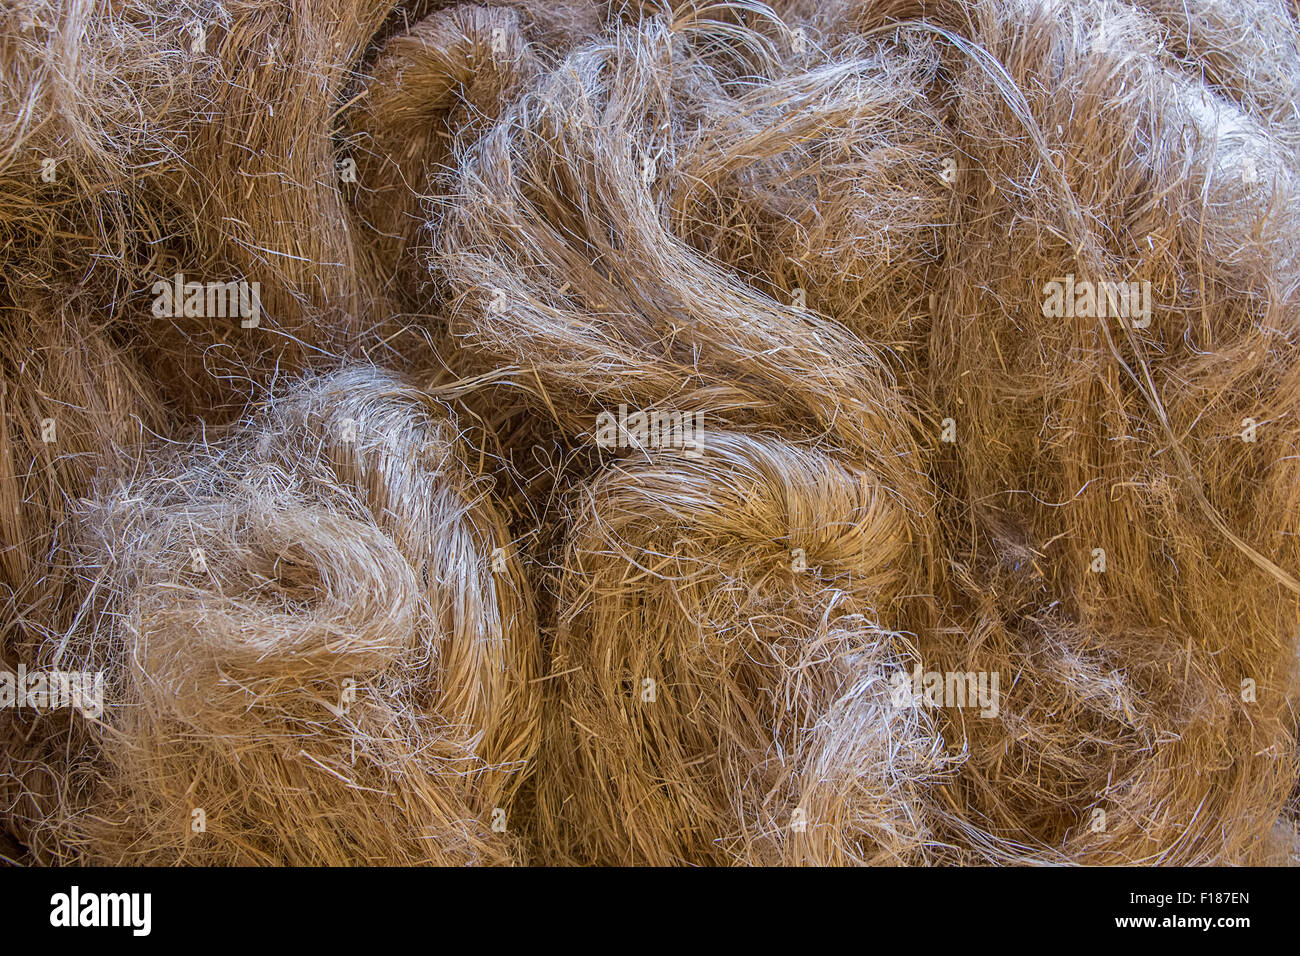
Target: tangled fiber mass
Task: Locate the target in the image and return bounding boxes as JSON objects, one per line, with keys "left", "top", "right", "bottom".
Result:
{"left": 1, "top": 0, "right": 1299, "bottom": 865}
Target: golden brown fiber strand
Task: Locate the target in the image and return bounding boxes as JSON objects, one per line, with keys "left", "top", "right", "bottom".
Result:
{"left": 538, "top": 431, "right": 953, "bottom": 865}
{"left": 0, "top": 0, "right": 404, "bottom": 415}
{"left": 1, "top": 0, "right": 1298, "bottom": 866}
{"left": 0, "top": 290, "right": 166, "bottom": 661}
{"left": 350, "top": 5, "right": 542, "bottom": 302}
{"left": 10, "top": 368, "right": 541, "bottom": 865}
{"left": 0, "top": 292, "right": 166, "bottom": 856}
{"left": 432, "top": 1, "right": 1300, "bottom": 863}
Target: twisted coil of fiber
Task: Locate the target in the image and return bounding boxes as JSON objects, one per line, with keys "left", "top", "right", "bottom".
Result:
{"left": 1, "top": 0, "right": 1298, "bottom": 864}
{"left": 6, "top": 367, "right": 540, "bottom": 864}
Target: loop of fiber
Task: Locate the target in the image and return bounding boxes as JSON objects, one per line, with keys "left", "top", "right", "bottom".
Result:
{"left": 2, "top": 0, "right": 1298, "bottom": 865}
{"left": 8, "top": 369, "right": 541, "bottom": 865}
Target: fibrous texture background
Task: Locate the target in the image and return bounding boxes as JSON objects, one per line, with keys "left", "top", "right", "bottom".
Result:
{"left": 1, "top": 0, "right": 1298, "bottom": 865}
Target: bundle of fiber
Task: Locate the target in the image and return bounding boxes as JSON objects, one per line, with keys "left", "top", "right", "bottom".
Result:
{"left": 435, "top": 14, "right": 932, "bottom": 496}
{"left": 127, "top": 0, "right": 411, "bottom": 414}
{"left": 1135, "top": 0, "right": 1300, "bottom": 156}
{"left": 166, "top": 0, "right": 395, "bottom": 340}
{"left": 349, "top": 5, "right": 542, "bottom": 305}
{"left": 0, "top": 290, "right": 165, "bottom": 858}
{"left": 433, "top": 12, "right": 950, "bottom": 863}
{"left": 0, "top": 291, "right": 165, "bottom": 660}
{"left": 1, "top": 0, "right": 410, "bottom": 418}
{"left": 12, "top": 368, "right": 542, "bottom": 864}
{"left": 919, "top": 0, "right": 1300, "bottom": 861}
{"left": 536, "top": 431, "right": 953, "bottom": 865}
{"left": 427, "top": 2, "right": 1300, "bottom": 864}
{"left": 0, "top": 0, "right": 195, "bottom": 284}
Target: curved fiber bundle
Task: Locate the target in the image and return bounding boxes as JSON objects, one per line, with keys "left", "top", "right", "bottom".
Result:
{"left": 545, "top": 431, "right": 952, "bottom": 864}
{"left": 433, "top": 0, "right": 1300, "bottom": 863}
{"left": 0, "top": 291, "right": 165, "bottom": 856}
{"left": 3, "top": 0, "right": 1299, "bottom": 867}
{"left": 12, "top": 368, "right": 541, "bottom": 864}
{"left": 0, "top": 292, "right": 166, "bottom": 656}
{"left": 927, "top": 0, "right": 1300, "bottom": 862}
{"left": 0, "top": 0, "right": 411, "bottom": 417}
{"left": 349, "top": 0, "right": 604, "bottom": 299}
